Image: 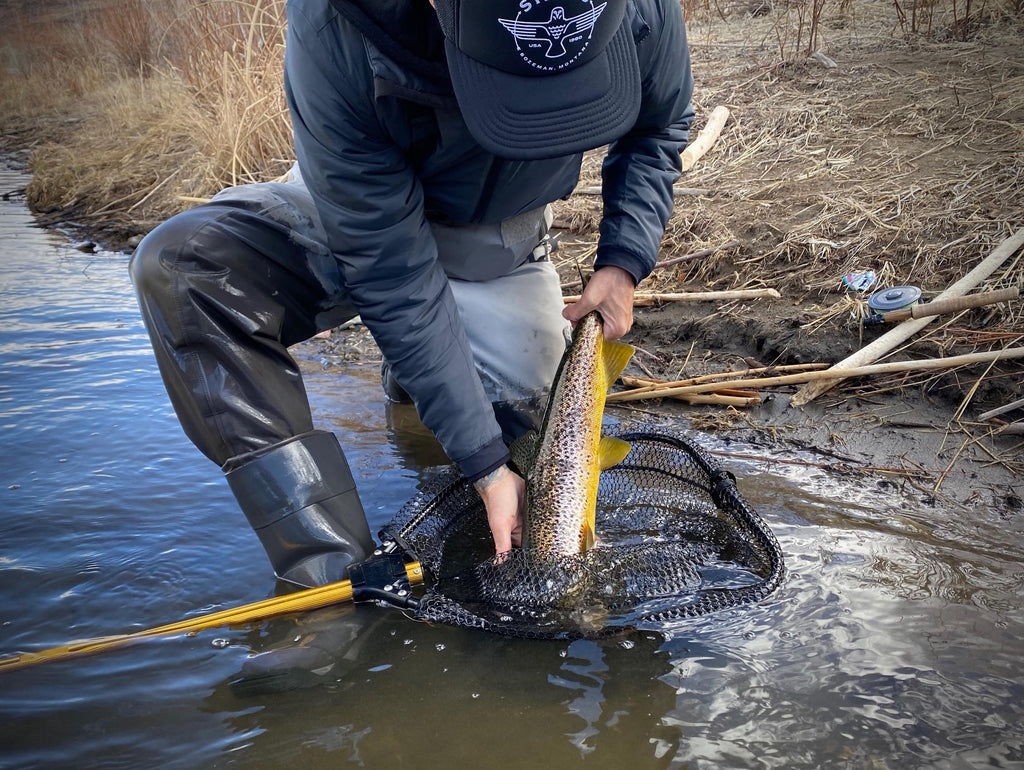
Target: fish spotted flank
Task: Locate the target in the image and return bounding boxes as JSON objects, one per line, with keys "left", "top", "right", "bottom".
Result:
{"left": 512, "top": 311, "right": 633, "bottom": 558}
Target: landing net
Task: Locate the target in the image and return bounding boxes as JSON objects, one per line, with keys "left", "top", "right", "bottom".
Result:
{"left": 383, "top": 431, "right": 784, "bottom": 639}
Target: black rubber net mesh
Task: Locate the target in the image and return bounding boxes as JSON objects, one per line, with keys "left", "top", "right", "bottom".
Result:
{"left": 383, "top": 431, "right": 785, "bottom": 639}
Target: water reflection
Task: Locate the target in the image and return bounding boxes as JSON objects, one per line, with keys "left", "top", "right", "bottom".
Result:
{"left": 208, "top": 617, "right": 679, "bottom": 769}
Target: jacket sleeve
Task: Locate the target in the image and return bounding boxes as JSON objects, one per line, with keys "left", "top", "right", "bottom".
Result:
{"left": 284, "top": 6, "right": 508, "bottom": 481}
{"left": 595, "top": 0, "right": 694, "bottom": 283}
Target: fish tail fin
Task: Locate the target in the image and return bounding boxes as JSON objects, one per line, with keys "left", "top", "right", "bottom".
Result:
{"left": 600, "top": 339, "right": 634, "bottom": 392}
{"left": 598, "top": 435, "right": 631, "bottom": 470}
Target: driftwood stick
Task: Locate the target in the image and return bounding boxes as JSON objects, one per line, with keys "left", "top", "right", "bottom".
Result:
{"left": 791, "top": 228, "right": 1024, "bottom": 407}
{"left": 620, "top": 363, "right": 830, "bottom": 396}
{"left": 631, "top": 289, "right": 779, "bottom": 306}
{"left": 653, "top": 240, "right": 742, "bottom": 271}
{"left": 617, "top": 385, "right": 760, "bottom": 407}
{"left": 680, "top": 105, "right": 731, "bottom": 172}
{"left": 714, "top": 388, "right": 763, "bottom": 398}
{"left": 675, "top": 393, "right": 761, "bottom": 407}
{"left": 608, "top": 346, "right": 1024, "bottom": 403}
{"left": 564, "top": 288, "right": 780, "bottom": 305}
{"left": 879, "top": 286, "right": 1019, "bottom": 322}
{"left": 978, "top": 396, "right": 1024, "bottom": 422}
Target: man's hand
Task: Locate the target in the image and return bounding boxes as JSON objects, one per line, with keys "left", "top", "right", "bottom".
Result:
{"left": 562, "top": 265, "right": 635, "bottom": 340}
{"left": 474, "top": 464, "right": 525, "bottom": 555}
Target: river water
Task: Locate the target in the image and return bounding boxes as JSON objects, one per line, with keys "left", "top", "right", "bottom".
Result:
{"left": 0, "top": 164, "right": 1022, "bottom": 769}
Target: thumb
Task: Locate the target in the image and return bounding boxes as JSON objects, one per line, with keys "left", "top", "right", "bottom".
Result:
{"left": 562, "top": 299, "right": 590, "bottom": 326}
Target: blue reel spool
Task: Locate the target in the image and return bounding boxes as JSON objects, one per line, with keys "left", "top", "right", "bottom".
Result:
{"left": 867, "top": 285, "right": 922, "bottom": 314}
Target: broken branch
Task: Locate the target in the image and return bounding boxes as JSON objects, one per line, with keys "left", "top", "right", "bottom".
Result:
{"left": 564, "top": 288, "right": 780, "bottom": 305}
{"left": 619, "top": 363, "right": 830, "bottom": 397}
{"left": 652, "top": 240, "right": 742, "bottom": 271}
{"left": 978, "top": 396, "right": 1024, "bottom": 422}
{"left": 680, "top": 105, "right": 731, "bottom": 173}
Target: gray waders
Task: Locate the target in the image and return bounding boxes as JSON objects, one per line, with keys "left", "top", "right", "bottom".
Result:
{"left": 130, "top": 171, "right": 567, "bottom": 589}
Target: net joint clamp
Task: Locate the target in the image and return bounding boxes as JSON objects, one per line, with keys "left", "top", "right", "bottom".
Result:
{"left": 347, "top": 540, "right": 420, "bottom": 610}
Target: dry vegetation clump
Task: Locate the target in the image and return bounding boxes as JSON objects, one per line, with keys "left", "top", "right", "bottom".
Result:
{"left": 0, "top": 0, "right": 292, "bottom": 240}
{"left": 24, "top": 75, "right": 201, "bottom": 239}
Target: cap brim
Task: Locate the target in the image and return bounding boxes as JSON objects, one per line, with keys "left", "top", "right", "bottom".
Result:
{"left": 445, "top": 19, "right": 641, "bottom": 161}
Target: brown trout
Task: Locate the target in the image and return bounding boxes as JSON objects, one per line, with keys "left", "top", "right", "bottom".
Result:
{"left": 511, "top": 311, "right": 634, "bottom": 558}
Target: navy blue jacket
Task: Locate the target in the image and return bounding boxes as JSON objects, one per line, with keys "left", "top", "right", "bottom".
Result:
{"left": 284, "top": 0, "right": 693, "bottom": 480}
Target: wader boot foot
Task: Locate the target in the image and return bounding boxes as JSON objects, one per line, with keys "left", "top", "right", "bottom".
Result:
{"left": 225, "top": 430, "right": 375, "bottom": 588}
{"left": 231, "top": 606, "right": 375, "bottom": 696}
{"left": 380, "top": 358, "right": 412, "bottom": 404}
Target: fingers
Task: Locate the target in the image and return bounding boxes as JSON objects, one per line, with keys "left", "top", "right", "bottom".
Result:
{"left": 474, "top": 465, "right": 526, "bottom": 556}
{"left": 510, "top": 519, "right": 522, "bottom": 549}
{"left": 562, "top": 266, "right": 635, "bottom": 340}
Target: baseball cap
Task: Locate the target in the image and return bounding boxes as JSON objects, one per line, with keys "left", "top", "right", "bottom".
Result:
{"left": 433, "top": 0, "right": 641, "bottom": 160}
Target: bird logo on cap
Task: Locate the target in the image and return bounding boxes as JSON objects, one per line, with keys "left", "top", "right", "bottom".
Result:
{"left": 499, "top": 3, "right": 606, "bottom": 68}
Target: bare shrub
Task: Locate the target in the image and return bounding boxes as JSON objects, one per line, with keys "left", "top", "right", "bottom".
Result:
{"left": 769, "top": 0, "right": 830, "bottom": 61}
{"left": 891, "top": 0, "right": 1021, "bottom": 40}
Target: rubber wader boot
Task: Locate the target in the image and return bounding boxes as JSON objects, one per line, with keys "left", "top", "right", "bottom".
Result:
{"left": 230, "top": 605, "right": 388, "bottom": 696}
{"left": 224, "top": 430, "right": 375, "bottom": 588}
{"left": 380, "top": 358, "right": 412, "bottom": 404}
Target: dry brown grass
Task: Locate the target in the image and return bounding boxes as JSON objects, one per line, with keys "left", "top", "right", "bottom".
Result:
{"left": 158, "top": 0, "right": 292, "bottom": 187}
{"left": 0, "top": 10, "right": 108, "bottom": 123}
{"left": 25, "top": 74, "right": 201, "bottom": 233}
{"left": 0, "top": 0, "right": 291, "bottom": 237}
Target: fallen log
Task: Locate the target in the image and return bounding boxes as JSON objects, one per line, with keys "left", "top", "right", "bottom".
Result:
{"left": 609, "top": 346, "right": 1024, "bottom": 403}
{"left": 791, "top": 228, "right": 1024, "bottom": 406}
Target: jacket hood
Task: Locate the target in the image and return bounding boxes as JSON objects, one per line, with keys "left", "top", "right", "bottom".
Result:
{"left": 328, "top": 0, "right": 449, "bottom": 84}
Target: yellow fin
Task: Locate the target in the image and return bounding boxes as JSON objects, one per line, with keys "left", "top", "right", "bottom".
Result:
{"left": 582, "top": 519, "right": 596, "bottom": 551}
{"left": 600, "top": 338, "right": 634, "bottom": 391}
{"left": 598, "top": 435, "right": 631, "bottom": 470}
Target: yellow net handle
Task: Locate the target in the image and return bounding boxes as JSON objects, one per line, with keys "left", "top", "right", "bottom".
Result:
{"left": 0, "top": 562, "right": 423, "bottom": 673}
